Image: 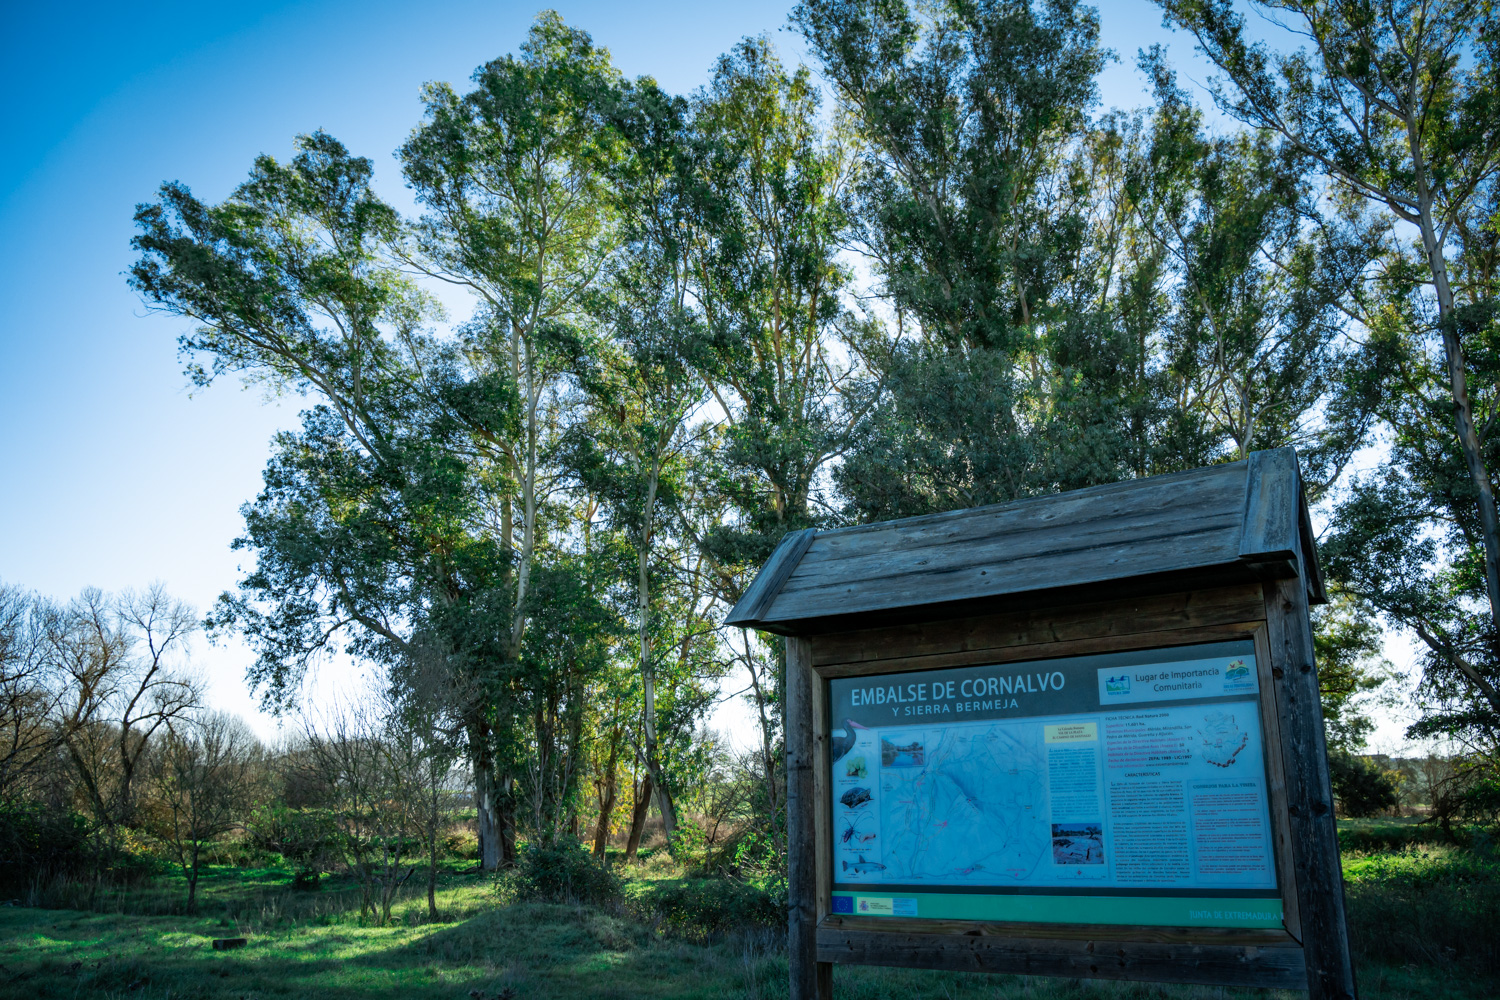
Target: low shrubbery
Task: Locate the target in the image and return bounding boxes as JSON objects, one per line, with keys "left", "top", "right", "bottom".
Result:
{"left": 496, "top": 842, "right": 623, "bottom": 906}
{"left": 1344, "top": 843, "right": 1500, "bottom": 972}
{"left": 0, "top": 803, "right": 91, "bottom": 895}
{"left": 494, "top": 839, "right": 782, "bottom": 941}
{"left": 622, "top": 874, "right": 781, "bottom": 938}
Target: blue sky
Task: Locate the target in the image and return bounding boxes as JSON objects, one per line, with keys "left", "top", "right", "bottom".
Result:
{"left": 0, "top": 0, "right": 1232, "bottom": 737}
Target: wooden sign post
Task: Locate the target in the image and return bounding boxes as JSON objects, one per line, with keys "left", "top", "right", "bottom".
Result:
{"left": 728, "top": 449, "right": 1356, "bottom": 1000}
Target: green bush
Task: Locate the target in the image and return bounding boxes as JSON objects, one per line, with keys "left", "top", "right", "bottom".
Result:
{"left": 0, "top": 802, "right": 91, "bottom": 894}
{"left": 497, "top": 841, "right": 621, "bottom": 906}
{"left": 442, "top": 828, "right": 480, "bottom": 860}
{"left": 623, "top": 876, "right": 782, "bottom": 939}
{"left": 1330, "top": 751, "right": 1402, "bottom": 817}
{"left": 247, "top": 805, "right": 339, "bottom": 888}
{"left": 1344, "top": 846, "right": 1500, "bottom": 972}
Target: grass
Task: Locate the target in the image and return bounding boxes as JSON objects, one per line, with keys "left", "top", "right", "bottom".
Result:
{"left": 0, "top": 842, "right": 1496, "bottom": 1000}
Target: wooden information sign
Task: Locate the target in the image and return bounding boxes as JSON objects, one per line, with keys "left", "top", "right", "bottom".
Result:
{"left": 726, "top": 449, "right": 1356, "bottom": 1000}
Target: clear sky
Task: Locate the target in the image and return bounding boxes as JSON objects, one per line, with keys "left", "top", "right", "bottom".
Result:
{"left": 4, "top": 0, "right": 1359, "bottom": 746}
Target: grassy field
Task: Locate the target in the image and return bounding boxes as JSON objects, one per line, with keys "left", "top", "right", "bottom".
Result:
{"left": 0, "top": 841, "right": 1495, "bottom": 1000}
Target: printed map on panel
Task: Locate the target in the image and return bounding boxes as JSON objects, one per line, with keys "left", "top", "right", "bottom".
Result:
{"left": 878, "top": 722, "right": 1049, "bottom": 883}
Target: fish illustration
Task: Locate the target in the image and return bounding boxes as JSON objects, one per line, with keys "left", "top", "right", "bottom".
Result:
{"left": 842, "top": 855, "right": 886, "bottom": 875}
{"left": 840, "top": 786, "right": 872, "bottom": 809}
{"left": 829, "top": 719, "right": 871, "bottom": 764}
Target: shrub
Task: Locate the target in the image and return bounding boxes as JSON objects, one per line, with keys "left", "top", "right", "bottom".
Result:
{"left": 1344, "top": 846, "right": 1500, "bottom": 972}
{"left": 0, "top": 801, "right": 90, "bottom": 894}
{"left": 200, "top": 835, "right": 278, "bottom": 869}
{"left": 1331, "top": 751, "right": 1402, "bottom": 817}
{"left": 497, "top": 841, "right": 621, "bottom": 906}
{"left": 247, "top": 804, "right": 338, "bottom": 887}
{"left": 623, "top": 876, "right": 782, "bottom": 939}
{"left": 442, "top": 827, "right": 480, "bottom": 860}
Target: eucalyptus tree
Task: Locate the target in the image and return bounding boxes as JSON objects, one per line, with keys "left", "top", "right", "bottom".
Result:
{"left": 1118, "top": 56, "right": 1368, "bottom": 488}
{"left": 688, "top": 37, "right": 862, "bottom": 566}
{"left": 397, "top": 14, "right": 626, "bottom": 861}
{"left": 129, "top": 130, "right": 533, "bottom": 866}
{"left": 794, "top": 0, "right": 1126, "bottom": 518}
{"left": 560, "top": 77, "right": 717, "bottom": 843}
{"left": 1154, "top": 0, "right": 1500, "bottom": 745}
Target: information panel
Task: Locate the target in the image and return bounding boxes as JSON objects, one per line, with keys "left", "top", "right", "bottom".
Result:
{"left": 827, "top": 641, "right": 1282, "bottom": 927}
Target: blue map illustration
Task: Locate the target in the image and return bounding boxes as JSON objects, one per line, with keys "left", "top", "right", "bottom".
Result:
{"left": 878, "top": 722, "right": 1049, "bottom": 883}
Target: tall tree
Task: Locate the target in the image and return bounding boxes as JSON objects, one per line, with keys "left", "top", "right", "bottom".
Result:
{"left": 688, "top": 37, "right": 861, "bottom": 563}
{"left": 563, "top": 76, "right": 716, "bottom": 843}
{"left": 398, "top": 13, "right": 623, "bottom": 864}
{"left": 795, "top": 0, "right": 1126, "bottom": 517}
{"left": 130, "top": 130, "right": 526, "bottom": 868}
{"left": 1156, "top": 0, "right": 1500, "bottom": 745}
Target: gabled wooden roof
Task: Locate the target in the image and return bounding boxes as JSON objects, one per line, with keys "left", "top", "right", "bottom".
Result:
{"left": 726, "top": 448, "right": 1324, "bottom": 636}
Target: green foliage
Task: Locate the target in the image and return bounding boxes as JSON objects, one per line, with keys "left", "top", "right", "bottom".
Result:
{"left": 496, "top": 841, "right": 622, "bottom": 906}
{"left": 1314, "top": 593, "right": 1395, "bottom": 751}
{"left": 118, "top": 1, "right": 1500, "bottom": 897}
{"left": 622, "top": 875, "right": 782, "bottom": 939}
{"left": 1331, "top": 751, "right": 1404, "bottom": 818}
{"left": 0, "top": 801, "right": 91, "bottom": 893}
{"left": 1158, "top": 0, "right": 1500, "bottom": 762}
{"left": 1344, "top": 845, "right": 1500, "bottom": 972}
{"left": 248, "top": 804, "right": 340, "bottom": 887}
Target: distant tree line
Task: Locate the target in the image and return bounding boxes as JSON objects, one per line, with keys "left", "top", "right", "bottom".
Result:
{"left": 28, "top": 0, "right": 1493, "bottom": 870}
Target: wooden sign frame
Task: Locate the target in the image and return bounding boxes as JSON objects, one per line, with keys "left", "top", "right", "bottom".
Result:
{"left": 785, "top": 582, "right": 1354, "bottom": 999}
{"left": 754, "top": 452, "right": 1357, "bottom": 1000}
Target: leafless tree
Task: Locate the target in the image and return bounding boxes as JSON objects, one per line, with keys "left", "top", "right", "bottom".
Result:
{"left": 0, "top": 584, "right": 67, "bottom": 801}
{"left": 392, "top": 655, "right": 465, "bottom": 920}
{"left": 50, "top": 585, "right": 201, "bottom": 835}
{"left": 148, "top": 712, "right": 267, "bottom": 910}
{"left": 300, "top": 698, "right": 422, "bottom": 925}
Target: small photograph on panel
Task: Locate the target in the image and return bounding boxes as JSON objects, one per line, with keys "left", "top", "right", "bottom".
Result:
{"left": 1051, "top": 822, "right": 1105, "bottom": 865}
{"left": 829, "top": 718, "right": 870, "bottom": 767}
{"left": 880, "top": 735, "right": 925, "bottom": 768}
{"left": 844, "top": 755, "right": 868, "bottom": 779}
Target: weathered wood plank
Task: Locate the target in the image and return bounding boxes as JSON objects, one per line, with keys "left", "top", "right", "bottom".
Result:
{"left": 781, "top": 493, "right": 1243, "bottom": 595}
{"left": 778, "top": 521, "right": 1245, "bottom": 612}
{"left": 785, "top": 636, "right": 829, "bottom": 1000}
{"left": 1298, "top": 486, "right": 1328, "bottom": 604}
{"left": 1263, "top": 578, "right": 1357, "bottom": 1000}
{"left": 807, "top": 461, "right": 1245, "bottom": 567}
{"left": 811, "top": 669, "right": 832, "bottom": 929}
{"left": 813, "top": 623, "right": 1262, "bottom": 679}
{"left": 769, "top": 528, "right": 1246, "bottom": 623}
{"left": 1239, "top": 448, "right": 1298, "bottom": 564}
{"left": 1251, "top": 626, "right": 1302, "bottom": 941}
{"left": 798, "top": 474, "right": 1242, "bottom": 573}
{"left": 810, "top": 585, "right": 1265, "bottom": 667}
{"left": 728, "top": 451, "right": 1328, "bottom": 632}
{"left": 726, "top": 529, "right": 818, "bottom": 627}
{"left": 816, "top": 927, "right": 1307, "bottom": 989}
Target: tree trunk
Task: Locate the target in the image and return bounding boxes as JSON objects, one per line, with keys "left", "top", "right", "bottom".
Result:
{"left": 186, "top": 855, "right": 200, "bottom": 913}
{"left": 624, "top": 772, "right": 653, "bottom": 862}
{"left": 428, "top": 786, "right": 440, "bottom": 921}
{"left": 636, "top": 479, "right": 677, "bottom": 845}
{"left": 473, "top": 737, "right": 502, "bottom": 872}
{"left": 499, "top": 775, "right": 518, "bottom": 865}
{"left": 592, "top": 725, "right": 621, "bottom": 857}
{"left": 1409, "top": 120, "right": 1500, "bottom": 675}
